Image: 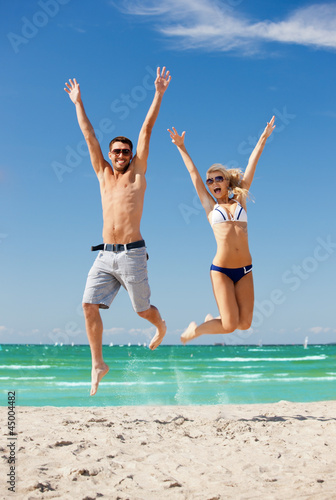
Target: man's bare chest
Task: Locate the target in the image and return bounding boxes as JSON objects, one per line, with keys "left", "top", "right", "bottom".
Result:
{"left": 101, "top": 177, "right": 146, "bottom": 207}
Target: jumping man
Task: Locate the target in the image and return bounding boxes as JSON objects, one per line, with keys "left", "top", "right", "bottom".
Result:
{"left": 65, "top": 67, "right": 170, "bottom": 395}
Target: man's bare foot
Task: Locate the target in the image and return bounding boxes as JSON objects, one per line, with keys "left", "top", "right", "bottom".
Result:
{"left": 90, "top": 363, "right": 109, "bottom": 396}
{"left": 181, "top": 321, "right": 198, "bottom": 345}
{"left": 149, "top": 320, "right": 167, "bottom": 350}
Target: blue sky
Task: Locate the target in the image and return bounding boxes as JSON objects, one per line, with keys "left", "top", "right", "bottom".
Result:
{"left": 1, "top": 0, "right": 336, "bottom": 346}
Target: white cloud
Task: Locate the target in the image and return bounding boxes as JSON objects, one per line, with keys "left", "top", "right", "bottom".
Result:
{"left": 104, "top": 327, "right": 127, "bottom": 336}
{"left": 309, "top": 327, "right": 323, "bottom": 334}
{"left": 129, "top": 327, "right": 155, "bottom": 341}
{"left": 309, "top": 326, "right": 334, "bottom": 334}
{"left": 57, "top": 23, "right": 87, "bottom": 34}
{"left": 115, "top": 0, "right": 336, "bottom": 54}
{"left": 103, "top": 326, "right": 156, "bottom": 342}
{"left": 129, "top": 327, "right": 155, "bottom": 334}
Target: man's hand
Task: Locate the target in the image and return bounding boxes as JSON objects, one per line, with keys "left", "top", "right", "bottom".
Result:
{"left": 64, "top": 78, "right": 81, "bottom": 105}
{"left": 64, "top": 78, "right": 107, "bottom": 176}
{"left": 167, "top": 127, "right": 186, "bottom": 148}
{"left": 155, "top": 67, "right": 171, "bottom": 95}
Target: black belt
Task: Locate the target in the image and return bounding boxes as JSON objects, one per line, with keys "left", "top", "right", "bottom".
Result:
{"left": 91, "top": 240, "right": 146, "bottom": 252}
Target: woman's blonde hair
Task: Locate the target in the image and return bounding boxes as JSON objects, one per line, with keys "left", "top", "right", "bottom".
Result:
{"left": 206, "top": 163, "right": 250, "bottom": 200}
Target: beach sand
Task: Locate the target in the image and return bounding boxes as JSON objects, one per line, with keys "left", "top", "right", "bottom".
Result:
{"left": 1, "top": 401, "right": 336, "bottom": 499}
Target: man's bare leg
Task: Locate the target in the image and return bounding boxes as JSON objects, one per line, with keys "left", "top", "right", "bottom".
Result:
{"left": 138, "top": 305, "right": 167, "bottom": 350}
{"left": 83, "top": 303, "right": 109, "bottom": 395}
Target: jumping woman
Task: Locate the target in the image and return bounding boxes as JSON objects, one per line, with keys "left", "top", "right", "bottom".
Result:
{"left": 168, "top": 117, "right": 275, "bottom": 344}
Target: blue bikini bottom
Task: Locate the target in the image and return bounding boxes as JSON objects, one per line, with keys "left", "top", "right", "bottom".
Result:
{"left": 210, "top": 264, "right": 253, "bottom": 284}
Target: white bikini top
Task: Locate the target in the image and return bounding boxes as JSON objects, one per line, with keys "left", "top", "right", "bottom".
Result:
{"left": 211, "top": 200, "right": 248, "bottom": 226}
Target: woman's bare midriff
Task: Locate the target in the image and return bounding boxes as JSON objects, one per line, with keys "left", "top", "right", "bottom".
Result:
{"left": 211, "top": 222, "right": 252, "bottom": 268}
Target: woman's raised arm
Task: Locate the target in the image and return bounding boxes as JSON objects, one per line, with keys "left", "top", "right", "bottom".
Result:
{"left": 168, "top": 127, "right": 214, "bottom": 215}
{"left": 242, "top": 116, "right": 276, "bottom": 191}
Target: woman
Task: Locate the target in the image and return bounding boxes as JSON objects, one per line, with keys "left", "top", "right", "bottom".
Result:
{"left": 168, "top": 117, "right": 275, "bottom": 343}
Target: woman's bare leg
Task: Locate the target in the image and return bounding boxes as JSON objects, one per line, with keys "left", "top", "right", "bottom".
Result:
{"left": 181, "top": 271, "right": 254, "bottom": 344}
{"left": 181, "top": 272, "right": 239, "bottom": 344}
{"left": 235, "top": 272, "right": 254, "bottom": 330}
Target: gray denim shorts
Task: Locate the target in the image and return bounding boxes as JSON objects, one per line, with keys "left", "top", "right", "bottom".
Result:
{"left": 82, "top": 247, "right": 151, "bottom": 312}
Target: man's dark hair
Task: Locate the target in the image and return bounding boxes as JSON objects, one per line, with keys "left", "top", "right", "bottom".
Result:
{"left": 109, "top": 136, "right": 133, "bottom": 152}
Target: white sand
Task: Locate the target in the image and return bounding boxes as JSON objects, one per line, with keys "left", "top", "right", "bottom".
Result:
{"left": 1, "top": 401, "right": 336, "bottom": 499}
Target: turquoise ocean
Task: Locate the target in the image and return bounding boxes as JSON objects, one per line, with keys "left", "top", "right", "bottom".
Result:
{"left": 1, "top": 344, "right": 335, "bottom": 407}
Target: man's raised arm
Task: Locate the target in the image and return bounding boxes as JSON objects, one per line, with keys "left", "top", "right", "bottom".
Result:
{"left": 134, "top": 67, "right": 171, "bottom": 173}
{"left": 64, "top": 78, "right": 108, "bottom": 178}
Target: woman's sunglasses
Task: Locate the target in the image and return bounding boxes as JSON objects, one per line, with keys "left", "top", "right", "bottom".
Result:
{"left": 206, "top": 175, "right": 226, "bottom": 185}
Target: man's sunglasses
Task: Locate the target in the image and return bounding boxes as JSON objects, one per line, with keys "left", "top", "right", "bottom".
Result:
{"left": 206, "top": 175, "right": 226, "bottom": 185}
{"left": 111, "top": 148, "right": 132, "bottom": 156}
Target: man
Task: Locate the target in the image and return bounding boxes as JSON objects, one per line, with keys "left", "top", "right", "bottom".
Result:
{"left": 64, "top": 67, "right": 170, "bottom": 395}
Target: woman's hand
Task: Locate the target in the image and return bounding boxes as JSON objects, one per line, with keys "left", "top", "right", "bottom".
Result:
{"left": 167, "top": 127, "right": 186, "bottom": 148}
{"left": 263, "top": 115, "right": 276, "bottom": 139}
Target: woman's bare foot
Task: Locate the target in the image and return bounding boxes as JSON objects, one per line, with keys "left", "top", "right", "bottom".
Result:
{"left": 204, "top": 313, "right": 214, "bottom": 322}
{"left": 149, "top": 320, "right": 167, "bottom": 350}
{"left": 181, "top": 321, "right": 198, "bottom": 345}
{"left": 90, "top": 363, "right": 109, "bottom": 396}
